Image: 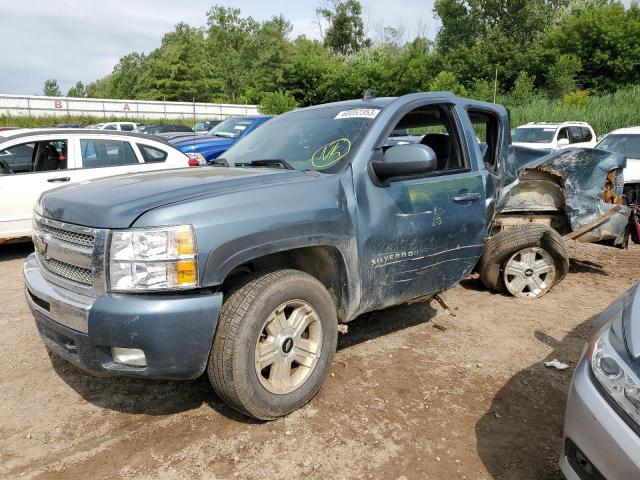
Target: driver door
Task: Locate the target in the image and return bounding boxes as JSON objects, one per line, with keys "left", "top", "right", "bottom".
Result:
{"left": 355, "top": 103, "right": 489, "bottom": 311}
{"left": 0, "top": 137, "right": 72, "bottom": 239}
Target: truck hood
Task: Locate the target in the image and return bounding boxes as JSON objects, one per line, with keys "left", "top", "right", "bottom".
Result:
{"left": 39, "top": 167, "right": 309, "bottom": 229}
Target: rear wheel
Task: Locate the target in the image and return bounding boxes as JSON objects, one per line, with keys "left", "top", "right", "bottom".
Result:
{"left": 208, "top": 269, "right": 337, "bottom": 420}
{"left": 480, "top": 224, "right": 569, "bottom": 298}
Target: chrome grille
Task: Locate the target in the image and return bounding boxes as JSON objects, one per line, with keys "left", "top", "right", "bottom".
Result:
{"left": 43, "top": 258, "right": 93, "bottom": 286}
{"left": 36, "top": 221, "right": 94, "bottom": 247}
{"left": 32, "top": 214, "right": 106, "bottom": 293}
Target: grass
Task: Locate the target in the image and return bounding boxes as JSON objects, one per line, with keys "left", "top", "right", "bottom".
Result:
{"left": 508, "top": 85, "right": 640, "bottom": 135}
{"left": 0, "top": 114, "right": 194, "bottom": 129}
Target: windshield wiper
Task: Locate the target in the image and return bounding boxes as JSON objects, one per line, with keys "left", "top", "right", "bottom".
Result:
{"left": 233, "top": 159, "right": 295, "bottom": 170}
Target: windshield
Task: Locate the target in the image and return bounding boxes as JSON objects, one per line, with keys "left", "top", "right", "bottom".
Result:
{"left": 221, "top": 105, "right": 379, "bottom": 173}
{"left": 597, "top": 134, "right": 640, "bottom": 159}
{"left": 207, "top": 118, "right": 255, "bottom": 138}
{"left": 512, "top": 127, "right": 556, "bottom": 143}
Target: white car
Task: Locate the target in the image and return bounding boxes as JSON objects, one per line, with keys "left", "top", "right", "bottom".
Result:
{"left": 596, "top": 127, "right": 640, "bottom": 186}
{"left": 512, "top": 122, "right": 597, "bottom": 150}
{"left": 87, "top": 122, "right": 138, "bottom": 132}
{"left": 0, "top": 129, "right": 190, "bottom": 243}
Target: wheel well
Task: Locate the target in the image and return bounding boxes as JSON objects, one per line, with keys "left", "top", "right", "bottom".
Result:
{"left": 220, "top": 246, "right": 351, "bottom": 321}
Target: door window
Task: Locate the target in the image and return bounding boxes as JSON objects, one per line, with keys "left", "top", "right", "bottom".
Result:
{"left": 137, "top": 144, "right": 168, "bottom": 163}
{"left": 557, "top": 127, "right": 569, "bottom": 141}
{"left": 0, "top": 140, "right": 67, "bottom": 175}
{"left": 568, "top": 127, "right": 583, "bottom": 144}
{"left": 120, "top": 124, "right": 135, "bottom": 132}
{"left": 382, "top": 104, "right": 467, "bottom": 174}
{"left": 580, "top": 127, "right": 593, "bottom": 142}
{"left": 103, "top": 124, "right": 118, "bottom": 130}
{"left": 0, "top": 142, "right": 35, "bottom": 174}
{"left": 468, "top": 110, "right": 500, "bottom": 173}
{"left": 80, "top": 139, "right": 138, "bottom": 168}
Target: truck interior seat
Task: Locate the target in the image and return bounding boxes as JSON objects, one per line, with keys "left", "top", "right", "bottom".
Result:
{"left": 420, "top": 133, "right": 450, "bottom": 170}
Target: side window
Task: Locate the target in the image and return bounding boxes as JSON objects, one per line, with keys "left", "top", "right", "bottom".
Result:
{"left": 0, "top": 142, "right": 35, "bottom": 174}
{"left": 120, "top": 124, "right": 135, "bottom": 132}
{"left": 175, "top": 125, "right": 192, "bottom": 132}
{"left": 581, "top": 127, "right": 593, "bottom": 142}
{"left": 137, "top": 144, "right": 168, "bottom": 163}
{"left": 557, "top": 127, "right": 568, "bottom": 141}
{"left": 80, "top": 139, "right": 139, "bottom": 168}
{"left": 103, "top": 124, "right": 118, "bottom": 131}
{"left": 568, "top": 126, "right": 582, "bottom": 144}
{"left": 468, "top": 110, "right": 500, "bottom": 173}
{"left": 383, "top": 104, "right": 467, "bottom": 174}
{"left": 33, "top": 140, "right": 67, "bottom": 173}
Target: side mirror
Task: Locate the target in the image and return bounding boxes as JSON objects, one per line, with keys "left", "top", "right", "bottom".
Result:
{"left": 370, "top": 143, "right": 437, "bottom": 184}
{"left": 557, "top": 138, "right": 570, "bottom": 147}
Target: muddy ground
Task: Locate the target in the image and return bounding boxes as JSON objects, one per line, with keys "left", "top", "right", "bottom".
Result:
{"left": 1, "top": 241, "right": 639, "bottom": 480}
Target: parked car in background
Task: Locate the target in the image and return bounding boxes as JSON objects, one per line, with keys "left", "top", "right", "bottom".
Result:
{"left": 597, "top": 127, "right": 640, "bottom": 200}
{"left": 0, "top": 130, "right": 190, "bottom": 243}
{"left": 194, "top": 119, "right": 222, "bottom": 134}
{"left": 87, "top": 122, "right": 137, "bottom": 132}
{"left": 512, "top": 122, "right": 597, "bottom": 150}
{"left": 171, "top": 115, "right": 271, "bottom": 165}
{"left": 135, "top": 124, "right": 193, "bottom": 135}
{"left": 560, "top": 282, "right": 640, "bottom": 480}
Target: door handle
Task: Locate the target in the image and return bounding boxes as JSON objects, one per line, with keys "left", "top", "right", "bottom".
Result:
{"left": 47, "top": 177, "right": 70, "bottom": 183}
{"left": 453, "top": 192, "right": 481, "bottom": 203}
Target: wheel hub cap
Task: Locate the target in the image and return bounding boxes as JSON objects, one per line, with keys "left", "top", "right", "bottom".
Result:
{"left": 503, "top": 247, "right": 557, "bottom": 298}
{"left": 255, "top": 300, "right": 323, "bottom": 395}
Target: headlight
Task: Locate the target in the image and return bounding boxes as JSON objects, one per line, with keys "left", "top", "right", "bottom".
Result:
{"left": 590, "top": 322, "right": 640, "bottom": 427}
{"left": 186, "top": 152, "right": 207, "bottom": 166}
{"left": 109, "top": 225, "right": 198, "bottom": 292}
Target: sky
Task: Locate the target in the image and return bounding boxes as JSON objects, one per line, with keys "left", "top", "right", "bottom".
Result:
{"left": 2, "top": 0, "right": 438, "bottom": 96}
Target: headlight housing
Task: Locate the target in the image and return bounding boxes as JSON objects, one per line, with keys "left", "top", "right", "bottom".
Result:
{"left": 108, "top": 225, "right": 198, "bottom": 292}
{"left": 589, "top": 321, "right": 640, "bottom": 429}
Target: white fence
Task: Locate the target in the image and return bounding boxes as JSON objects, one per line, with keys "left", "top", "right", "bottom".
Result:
{"left": 0, "top": 94, "right": 259, "bottom": 120}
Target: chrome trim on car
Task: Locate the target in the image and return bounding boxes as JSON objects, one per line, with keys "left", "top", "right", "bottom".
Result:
{"left": 32, "top": 213, "right": 108, "bottom": 295}
{"left": 24, "top": 254, "right": 93, "bottom": 333}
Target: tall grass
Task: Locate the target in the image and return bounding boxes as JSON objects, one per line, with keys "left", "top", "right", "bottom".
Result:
{"left": 509, "top": 85, "right": 640, "bottom": 135}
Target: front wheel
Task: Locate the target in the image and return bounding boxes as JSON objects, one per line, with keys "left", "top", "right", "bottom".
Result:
{"left": 479, "top": 224, "right": 569, "bottom": 299}
{"left": 207, "top": 269, "right": 337, "bottom": 420}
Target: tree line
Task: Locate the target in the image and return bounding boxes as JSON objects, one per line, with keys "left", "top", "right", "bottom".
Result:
{"left": 42, "top": 0, "right": 640, "bottom": 114}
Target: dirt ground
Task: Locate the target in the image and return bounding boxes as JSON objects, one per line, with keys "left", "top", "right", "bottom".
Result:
{"left": 1, "top": 241, "right": 639, "bottom": 480}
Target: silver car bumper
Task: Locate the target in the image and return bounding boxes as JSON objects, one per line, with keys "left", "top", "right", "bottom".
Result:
{"left": 560, "top": 356, "right": 640, "bottom": 480}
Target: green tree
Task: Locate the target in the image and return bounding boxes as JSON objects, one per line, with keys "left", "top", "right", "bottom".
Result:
{"left": 509, "top": 70, "right": 537, "bottom": 105}
{"left": 259, "top": 90, "right": 299, "bottom": 114}
{"left": 317, "top": 0, "right": 371, "bottom": 54}
{"left": 67, "top": 81, "right": 86, "bottom": 98}
{"left": 139, "top": 23, "right": 214, "bottom": 102}
{"left": 430, "top": 71, "right": 467, "bottom": 96}
{"left": 547, "top": 54, "right": 581, "bottom": 98}
{"left": 545, "top": 2, "right": 640, "bottom": 92}
{"left": 43, "top": 79, "right": 61, "bottom": 96}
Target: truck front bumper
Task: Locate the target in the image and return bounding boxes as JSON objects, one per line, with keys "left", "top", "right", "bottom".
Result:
{"left": 24, "top": 254, "right": 222, "bottom": 380}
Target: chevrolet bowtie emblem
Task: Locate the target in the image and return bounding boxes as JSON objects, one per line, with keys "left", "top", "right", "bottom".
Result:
{"left": 35, "top": 235, "right": 49, "bottom": 258}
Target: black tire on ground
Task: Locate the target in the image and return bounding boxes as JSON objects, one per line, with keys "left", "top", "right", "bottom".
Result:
{"left": 479, "top": 224, "right": 569, "bottom": 296}
{"left": 207, "top": 269, "right": 338, "bottom": 420}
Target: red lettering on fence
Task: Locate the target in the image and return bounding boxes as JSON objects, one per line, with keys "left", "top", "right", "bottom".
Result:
{"left": 54, "top": 100, "right": 62, "bottom": 109}
{"left": 123, "top": 103, "right": 131, "bottom": 111}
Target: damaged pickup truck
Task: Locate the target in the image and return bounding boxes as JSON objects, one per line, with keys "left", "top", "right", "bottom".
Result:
{"left": 22, "top": 92, "right": 627, "bottom": 419}
{"left": 481, "top": 146, "right": 630, "bottom": 298}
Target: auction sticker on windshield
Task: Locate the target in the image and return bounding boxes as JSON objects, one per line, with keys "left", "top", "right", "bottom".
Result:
{"left": 335, "top": 108, "right": 380, "bottom": 120}
{"left": 311, "top": 138, "right": 351, "bottom": 169}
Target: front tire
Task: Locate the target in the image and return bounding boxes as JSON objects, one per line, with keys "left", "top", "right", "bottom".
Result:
{"left": 208, "top": 269, "right": 337, "bottom": 420}
{"left": 479, "top": 224, "right": 569, "bottom": 298}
